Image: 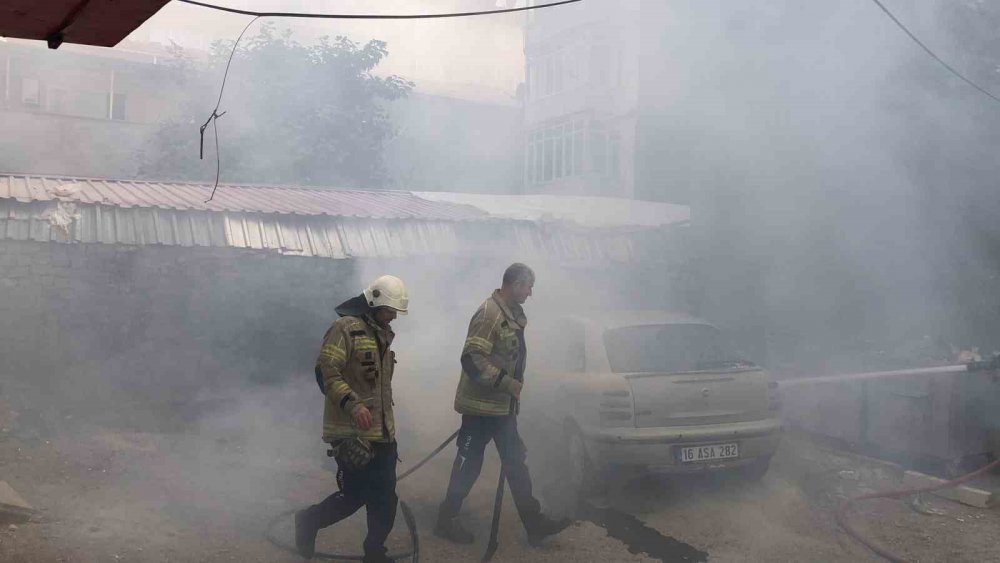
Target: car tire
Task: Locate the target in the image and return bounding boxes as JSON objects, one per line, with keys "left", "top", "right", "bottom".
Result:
{"left": 564, "top": 424, "right": 604, "bottom": 508}
{"left": 738, "top": 455, "right": 771, "bottom": 481}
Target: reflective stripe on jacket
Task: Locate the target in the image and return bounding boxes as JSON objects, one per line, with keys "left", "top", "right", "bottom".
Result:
{"left": 454, "top": 290, "right": 526, "bottom": 416}
{"left": 318, "top": 314, "right": 396, "bottom": 442}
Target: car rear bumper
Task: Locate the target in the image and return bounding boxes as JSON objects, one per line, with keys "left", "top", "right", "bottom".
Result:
{"left": 582, "top": 418, "right": 783, "bottom": 473}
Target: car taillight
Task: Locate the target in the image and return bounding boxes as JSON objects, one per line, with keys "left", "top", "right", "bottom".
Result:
{"left": 768, "top": 380, "right": 782, "bottom": 411}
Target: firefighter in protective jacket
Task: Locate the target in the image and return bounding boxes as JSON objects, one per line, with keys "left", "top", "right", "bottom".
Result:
{"left": 435, "top": 263, "right": 572, "bottom": 546}
{"left": 295, "top": 275, "right": 408, "bottom": 563}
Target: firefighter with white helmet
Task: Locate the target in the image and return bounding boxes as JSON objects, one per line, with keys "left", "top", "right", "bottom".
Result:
{"left": 364, "top": 275, "right": 409, "bottom": 315}
{"left": 295, "top": 275, "right": 408, "bottom": 562}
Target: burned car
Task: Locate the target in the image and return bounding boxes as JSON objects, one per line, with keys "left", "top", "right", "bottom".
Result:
{"left": 523, "top": 312, "right": 782, "bottom": 495}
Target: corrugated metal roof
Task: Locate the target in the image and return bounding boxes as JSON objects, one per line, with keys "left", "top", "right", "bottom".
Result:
{"left": 414, "top": 192, "right": 691, "bottom": 229}
{"left": 0, "top": 200, "right": 471, "bottom": 259}
{"left": 0, "top": 200, "right": 641, "bottom": 263}
{"left": 0, "top": 174, "right": 489, "bottom": 222}
{"left": 0, "top": 174, "right": 682, "bottom": 265}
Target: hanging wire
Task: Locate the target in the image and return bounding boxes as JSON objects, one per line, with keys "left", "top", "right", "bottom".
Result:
{"left": 194, "top": 1, "right": 582, "bottom": 202}
{"left": 868, "top": 0, "right": 1000, "bottom": 105}
{"left": 177, "top": 0, "right": 581, "bottom": 20}
{"left": 201, "top": 16, "right": 260, "bottom": 203}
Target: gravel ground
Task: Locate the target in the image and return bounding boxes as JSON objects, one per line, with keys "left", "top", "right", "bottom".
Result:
{"left": 1, "top": 378, "right": 998, "bottom": 563}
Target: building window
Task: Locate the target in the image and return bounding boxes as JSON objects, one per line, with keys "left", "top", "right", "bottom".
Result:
{"left": 526, "top": 119, "right": 586, "bottom": 185}
{"left": 1, "top": 59, "right": 8, "bottom": 105}
{"left": 527, "top": 119, "right": 622, "bottom": 186}
{"left": 591, "top": 127, "right": 621, "bottom": 179}
{"left": 21, "top": 77, "right": 40, "bottom": 106}
{"left": 109, "top": 92, "right": 127, "bottom": 121}
{"left": 527, "top": 47, "right": 585, "bottom": 101}
{"left": 525, "top": 119, "right": 586, "bottom": 184}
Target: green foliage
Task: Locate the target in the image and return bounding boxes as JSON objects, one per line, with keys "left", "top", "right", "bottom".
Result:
{"left": 137, "top": 22, "right": 414, "bottom": 188}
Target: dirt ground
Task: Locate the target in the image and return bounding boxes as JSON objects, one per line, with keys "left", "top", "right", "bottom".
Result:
{"left": 1, "top": 380, "right": 998, "bottom": 563}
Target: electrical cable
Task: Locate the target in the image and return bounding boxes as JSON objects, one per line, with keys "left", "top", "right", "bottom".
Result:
{"left": 193, "top": 0, "right": 581, "bottom": 202}
{"left": 200, "top": 15, "right": 260, "bottom": 203}
{"left": 867, "top": 0, "right": 1000, "bottom": 105}
{"left": 836, "top": 456, "right": 1000, "bottom": 562}
{"left": 176, "top": 0, "right": 581, "bottom": 20}
{"left": 265, "top": 430, "right": 458, "bottom": 562}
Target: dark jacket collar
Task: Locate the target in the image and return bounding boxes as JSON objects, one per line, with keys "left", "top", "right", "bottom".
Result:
{"left": 335, "top": 294, "right": 370, "bottom": 318}
{"left": 335, "top": 294, "right": 394, "bottom": 343}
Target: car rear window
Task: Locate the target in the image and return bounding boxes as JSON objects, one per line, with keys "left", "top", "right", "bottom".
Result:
{"left": 603, "top": 323, "right": 744, "bottom": 373}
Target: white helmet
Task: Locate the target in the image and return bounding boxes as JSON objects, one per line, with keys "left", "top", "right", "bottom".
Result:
{"left": 364, "top": 275, "right": 409, "bottom": 314}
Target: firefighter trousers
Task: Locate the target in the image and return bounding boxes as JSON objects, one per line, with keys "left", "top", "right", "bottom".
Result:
{"left": 439, "top": 414, "right": 542, "bottom": 528}
{"left": 302, "top": 441, "right": 398, "bottom": 558}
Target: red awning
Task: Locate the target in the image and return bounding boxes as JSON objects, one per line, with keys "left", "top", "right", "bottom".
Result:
{"left": 0, "top": 0, "right": 171, "bottom": 49}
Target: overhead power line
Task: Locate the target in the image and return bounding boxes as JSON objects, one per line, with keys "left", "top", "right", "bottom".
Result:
{"left": 868, "top": 0, "right": 1000, "bottom": 105}
{"left": 176, "top": 0, "right": 582, "bottom": 19}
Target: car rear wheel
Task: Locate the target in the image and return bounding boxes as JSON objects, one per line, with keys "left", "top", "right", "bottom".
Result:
{"left": 564, "top": 425, "right": 605, "bottom": 508}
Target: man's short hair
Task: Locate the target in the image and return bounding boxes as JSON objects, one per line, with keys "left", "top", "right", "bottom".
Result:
{"left": 502, "top": 263, "right": 535, "bottom": 286}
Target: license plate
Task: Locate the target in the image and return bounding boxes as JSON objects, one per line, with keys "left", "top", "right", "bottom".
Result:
{"left": 678, "top": 442, "right": 739, "bottom": 463}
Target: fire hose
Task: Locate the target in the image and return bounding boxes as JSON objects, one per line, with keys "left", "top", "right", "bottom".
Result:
{"left": 785, "top": 356, "right": 1000, "bottom": 562}
{"left": 265, "top": 430, "right": 459, "bottom": 562}
{"left": 778, "top": 356, "right": 1000, "bottom": 389}
{"left": 836, "top": 455, "right": 1000, "bottom": 562}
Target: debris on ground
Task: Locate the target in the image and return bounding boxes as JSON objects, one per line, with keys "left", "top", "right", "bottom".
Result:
{"left": 0, "top": 481, "right": 35, "bottom": 523}
{"left": 908, "top": 493, "right": 949, "bottom": 516}
{"left": 902, "top": 470, "right": 996, "bottom": 509}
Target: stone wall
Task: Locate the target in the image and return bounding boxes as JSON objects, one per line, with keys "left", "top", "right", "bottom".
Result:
{"left": 0, "top": 240, "right": 357, "bottom": 399}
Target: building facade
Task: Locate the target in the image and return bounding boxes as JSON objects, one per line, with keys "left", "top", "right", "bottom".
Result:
{"left": 521, "top": 1, "right": 641, "bottom": 198}
{"left": 1, "top": 35, "right": 524, "bottom": 194}
{"left": 0, "top": 39, "right": 178, "bottom": 178}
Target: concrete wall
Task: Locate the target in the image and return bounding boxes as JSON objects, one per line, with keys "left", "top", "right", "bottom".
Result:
{"left": 782, "top": 373, "right": 1000, "bottom": 464}
{"left": 0, "top": 241, "right": 357, "bottom": 404}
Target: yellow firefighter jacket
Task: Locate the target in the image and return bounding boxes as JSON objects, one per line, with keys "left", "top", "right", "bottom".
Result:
{"left": 317, "top": 313, "right": 396, "bottom": 443}
{"left": 454, "top": 290, "right": 526, "bottom": 416}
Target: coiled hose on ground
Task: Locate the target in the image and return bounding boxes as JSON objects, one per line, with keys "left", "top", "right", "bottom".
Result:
{"left": 836, "top": 456, "right": 1000, "bottom": 563}
{"left": 265, "top": 430, "right": 460, "bottom": 562}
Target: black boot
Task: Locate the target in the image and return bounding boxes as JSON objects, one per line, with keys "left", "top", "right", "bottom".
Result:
{"left": 362, "top": 547, "right": 394, "bottom": 563}
{"left": 434, "top": 513, "right": 475, "bottom": 544}
{"left": 527, "top": 514, "right": 573, "bottom": 546}
{"left": 294, "top": 508, "right": 319, "bottom": 559}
